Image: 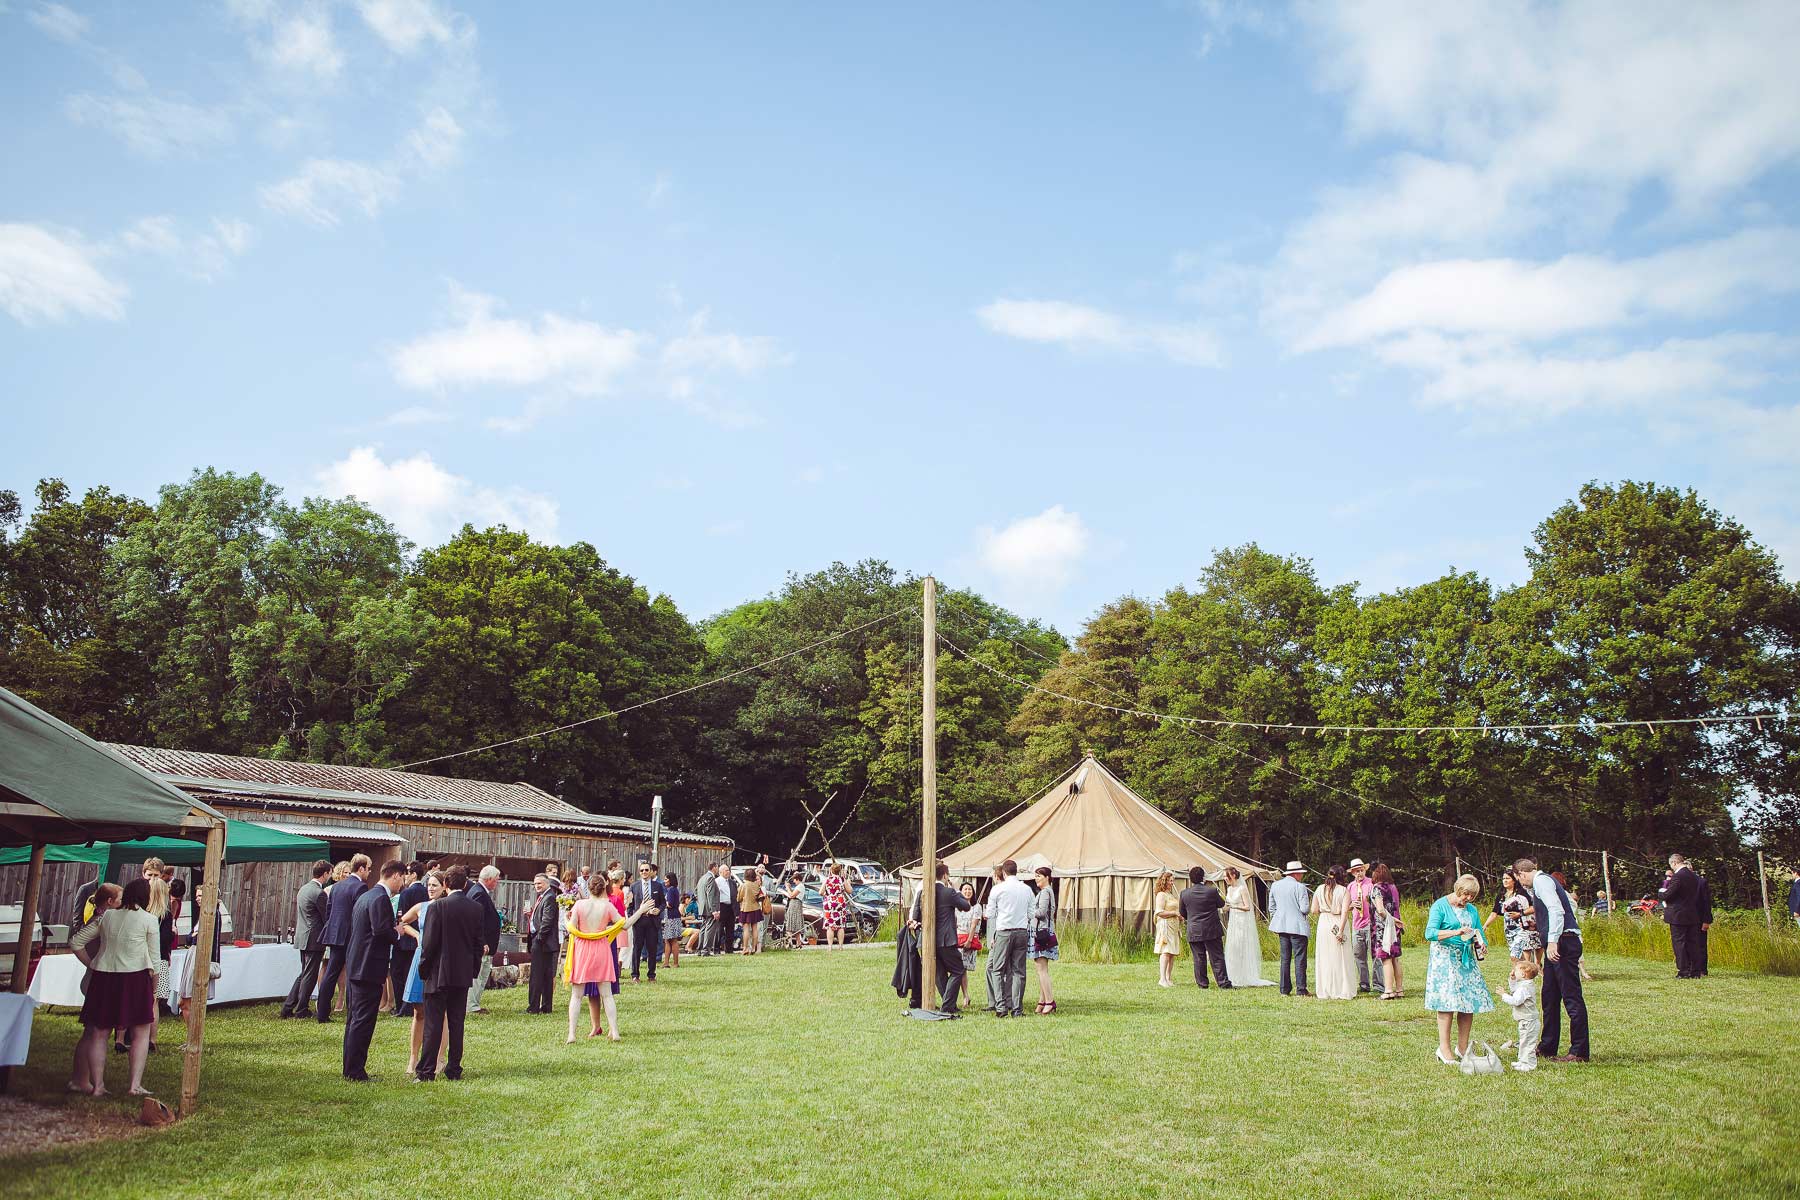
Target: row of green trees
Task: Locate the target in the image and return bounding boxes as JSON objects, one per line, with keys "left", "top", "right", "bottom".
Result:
{"left": 2, "top": 474, "right": 1795, "bottom": 898}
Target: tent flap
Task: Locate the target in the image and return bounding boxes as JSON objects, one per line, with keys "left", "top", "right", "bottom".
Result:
{"left": 0, "top": 819, "right": 326, "bottom": 868}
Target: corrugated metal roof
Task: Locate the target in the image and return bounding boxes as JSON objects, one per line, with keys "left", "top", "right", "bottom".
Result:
{"left": 107, "top": 744, "right": 731, "bottom": 847}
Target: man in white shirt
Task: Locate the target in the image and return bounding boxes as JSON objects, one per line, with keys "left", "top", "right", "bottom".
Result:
{"left": 1515, "top": 857, "right": 1589, "bottom": 1063}
{"left": 986, "top": 860, "right": 1035, "bottom": 1018}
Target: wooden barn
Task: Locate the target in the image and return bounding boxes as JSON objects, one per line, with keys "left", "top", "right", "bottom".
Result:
{"left": 4, "top": 744, "right": 732, "bottom": 939}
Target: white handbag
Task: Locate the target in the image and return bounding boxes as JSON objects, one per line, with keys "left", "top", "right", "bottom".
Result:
{"left": 1460, "top": 1041, "right": 1504, "bottom": 1075}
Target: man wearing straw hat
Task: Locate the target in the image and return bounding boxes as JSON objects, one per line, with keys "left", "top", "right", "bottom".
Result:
{"left": 1347, "top": 858, "right": 1378, "bottom": 995}
{"left": 1267, "top": 861, "right": 1312, "bottom": 997}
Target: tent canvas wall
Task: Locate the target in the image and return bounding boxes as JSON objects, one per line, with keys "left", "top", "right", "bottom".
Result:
{"left": 903, "top": 756, "right": 1274, "bottom": 928}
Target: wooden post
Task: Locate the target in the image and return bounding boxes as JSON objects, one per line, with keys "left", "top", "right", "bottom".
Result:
{"left": 180, "top": 820, "right": 226, "bottom": 1117}
{"left": 1758, "top": 850, "right": 1772, "bottom": 933}
{"left": 920, "top": 576, "right": 938, "bottom": 1011}
{"left": 1601, "top": 850, "right": 1614, "bottom": 916}
{"left": 1454, "top": 854, "right": 1463, "bottom": 883}
{"left": 9, "top": 844, "right": 45, "bottom": 994}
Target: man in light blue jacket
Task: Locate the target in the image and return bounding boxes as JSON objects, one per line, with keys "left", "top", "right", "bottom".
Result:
{"left": 1267, "top": 861, "right": 1312, "bottom": 996}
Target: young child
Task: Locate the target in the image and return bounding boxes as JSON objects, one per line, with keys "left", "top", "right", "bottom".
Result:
{"left": 1496, "top": 959, "right": 1541, "bottom": 1071}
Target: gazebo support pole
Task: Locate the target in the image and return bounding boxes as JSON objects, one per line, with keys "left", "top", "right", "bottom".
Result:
{"left": 920, "top": 576, "right": 938, "bottom": 1012}
{"left": 180, "top": 821, "right": 225, "bottom": 1117}
{"left": 9, "top": 844, "right": 45, "bottom": 994}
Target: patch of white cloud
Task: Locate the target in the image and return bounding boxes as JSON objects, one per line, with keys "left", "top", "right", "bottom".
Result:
{"left": 355, "top": 0, "right": 466, "bottom": 54}
{"left": 26, "top": 2, "right": 88, "bottom": 43}
{"left": 114, "top": 215, "right": 254, "bottom": 282}
{"left": 975, "top": 505, "right": 1093, "bottom": 597}
{"left": 240, "top": 1, "right": 344, "bottom": 82}
{"left": 64, "top": 92, "right": 235, "bottom": 157}
{"left": 0, "top": 223, "right": 127, "bottom": 325}
{"left": 399, "top": 106, "right": 463, "bottom": 170}
{"left": 389, "top": 285, "right": 788, "bottom": 431}
{"left": 381, "top": 404, "right": 452, "bottom": 427}
{"left": 315, "top": 446, "right": 559, "bottom": 544}
{"left": 977, "top": 299, "right": 1222, "bottom": 367}
{"left": 260, "top": 157, "right": 402, "bottom": 227}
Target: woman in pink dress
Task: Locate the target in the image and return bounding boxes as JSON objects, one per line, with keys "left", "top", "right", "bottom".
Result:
{"left": 565, "top": 888, "right": 636, "bottom": 1042}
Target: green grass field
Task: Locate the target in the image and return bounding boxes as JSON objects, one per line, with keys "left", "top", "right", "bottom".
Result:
{"left": 6, "top": 946, "right": 1797, "bottom": 1199}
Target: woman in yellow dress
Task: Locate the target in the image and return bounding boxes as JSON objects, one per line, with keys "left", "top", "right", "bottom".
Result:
{"left": 1153, "top": 870, "right": 1183, "bottom": 988}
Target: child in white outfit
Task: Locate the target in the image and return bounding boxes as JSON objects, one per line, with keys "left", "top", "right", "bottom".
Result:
{"left": 1496, "top": 959, "right": 1541, "bottom": 1071}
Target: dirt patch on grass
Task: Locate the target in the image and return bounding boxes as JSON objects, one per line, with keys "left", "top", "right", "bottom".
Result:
{"left": 0, "top": 1094, "right": 147, "bottom": 1159}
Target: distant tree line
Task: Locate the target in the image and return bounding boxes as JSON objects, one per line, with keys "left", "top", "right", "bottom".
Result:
{"left": 2, "top": 473, "right": 1795, "bottom": 901}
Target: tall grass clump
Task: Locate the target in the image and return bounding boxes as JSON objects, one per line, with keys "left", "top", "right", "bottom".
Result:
{"left": 1057, "top": 918, "right": 1159, "bottom": 964}
{"left": 1578, "top": 910, "right": 1800, "bottom": 976}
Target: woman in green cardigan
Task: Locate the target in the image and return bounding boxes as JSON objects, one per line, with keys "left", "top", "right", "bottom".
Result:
{"left": 1424, "top": 874, "right": 1494, "bottom": 1064}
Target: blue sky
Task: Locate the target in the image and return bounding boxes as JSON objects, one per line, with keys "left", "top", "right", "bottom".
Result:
{"left": 4, "top": 1, "right": 1797, "bottom": 634}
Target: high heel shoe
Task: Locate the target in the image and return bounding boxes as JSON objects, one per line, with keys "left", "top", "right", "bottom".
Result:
{"left": 1434, "top": 1049, "right": 1459, "bottom": 1066}
{"left": 1044, "top": 1001, "right": 1057, "bottom": 1014}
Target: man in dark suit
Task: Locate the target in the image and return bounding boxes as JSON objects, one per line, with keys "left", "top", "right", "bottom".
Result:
{"left": 389, "top": 862, "right": 428, "bottom": 1016}
{"left": 907, "top": 860, "right": 972, "bottom": 1014}
{"left": 464, "top": 866, "right": 502, "bottom": 1013}
{"left": 316, "top": 854, "right": 371, "bottom": 1023}
{"left": 1659, "top": 853, "right": 1703, "bottom": 978}
{"left": 281, "top": 860, "right": 333, "bottom": 1019}
{"left": 417, "top": 864, "right": 485, "bottom": 1082}
{"left": 524, "top": 872, "right": 561, "bottom": 1013}
{"left": 1179, "top": 866, "right": 1232, "bottom": 989}
{"left": 341, "top": 861, "right": 404, "bottom": 1081}
{"left": 629, "top": 861, "right": 667, "bottom": 982}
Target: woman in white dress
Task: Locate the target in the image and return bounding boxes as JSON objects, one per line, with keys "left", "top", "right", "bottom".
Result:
{"left": 1152, "top": 871, "right": 1182, "bottom": 987}
{"left": 1223, "top": 866, "right": 1274, "bottom": 987}
{"left": 1311, "top": 864, "right": 1357, "bottom": 1000}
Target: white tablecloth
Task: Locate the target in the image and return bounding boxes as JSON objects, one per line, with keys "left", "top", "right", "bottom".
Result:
{"left": 169, "top": 944, "right": 302, "bottom": 1011}
{"left": 0, "top": 992, "right": 34, "bottom": 1067}
{"left": 25, "top": 953, "right": 86, "bottom": 1008}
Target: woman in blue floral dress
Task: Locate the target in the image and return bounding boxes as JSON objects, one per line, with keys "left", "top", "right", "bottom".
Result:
{"left": 1424, "top": 874, "right": 1493, "bottom": 1064}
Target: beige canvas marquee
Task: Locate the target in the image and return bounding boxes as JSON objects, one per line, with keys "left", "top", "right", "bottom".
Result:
{"left": 904, "top": 756, "right": 1274, "bottom": 928}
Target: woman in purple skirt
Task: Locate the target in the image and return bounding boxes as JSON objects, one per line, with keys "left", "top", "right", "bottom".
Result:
{"left": 68, "top": 876, "right": 161, "bottom": 1096}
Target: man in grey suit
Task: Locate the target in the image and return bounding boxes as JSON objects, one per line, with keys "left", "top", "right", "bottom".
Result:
{"left": 1178, "top": 866, "right": 1231, "bottom": 988}
{"left": 907, "top": 860, "right": 972, "bottom": 1014}
{"left": 1267, "top": 861, "right": 1312, "bottom": 997}
{"left": 280, "top": 859, "right": 333, "bottom": 1019}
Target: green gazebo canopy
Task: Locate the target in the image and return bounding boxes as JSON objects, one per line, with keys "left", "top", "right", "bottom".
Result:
{"left": 0, "top": 819, "right": 325, "bottom": 870}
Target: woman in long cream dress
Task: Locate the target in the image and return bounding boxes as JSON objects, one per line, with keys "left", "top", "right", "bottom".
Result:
{"left": 1311, "top": 864, "right": 1357, "bottom": 1000}
{"left": 1223, "top": 867, "right": 1274, "bottom": 987}
{"left": 1152, "top": 871, "right": 1182, "bottom": 988}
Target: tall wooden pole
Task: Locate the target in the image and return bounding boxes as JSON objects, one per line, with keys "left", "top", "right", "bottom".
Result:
{"left": 1758, "top": 850, "right": 1772, "bottom": 933}
{"left": 920, "top": 576, "right": 938, "bottom": 1012}
{"left": 180, "top": 820, "right": 226, "bottom": 1117}
{"left": 1601, "top": 850, "right": 1614, "bottom": 916}
{"left": 9, "top": 844, "right": 45, "bottom": 994}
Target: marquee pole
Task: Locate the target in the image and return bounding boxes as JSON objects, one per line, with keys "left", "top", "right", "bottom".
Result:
{"left": 920, "top": 576, "right": 938, "bottom": 1011}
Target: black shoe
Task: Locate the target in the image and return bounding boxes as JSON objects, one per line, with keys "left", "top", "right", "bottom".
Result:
{"left": 1219, "top": 983, "right": 1235, "bottom": 989}
{"left": 293, "top": 1009, "right": 314, "bottom": 1020}
{"left": 343, "top": 1073, "right": 373, "bottom": 1083}
{"left": 994, "top": 1010, "right": 1008, "bottom": 1019}
{"left": 443, "top": 1071, "right": 462, "bottom": 1081}
{"left": 278, "top": 1010, "right": 293, "bottom": 1019}
{"left": 1297, "top": 989, "right": 1311, "bottom": 997}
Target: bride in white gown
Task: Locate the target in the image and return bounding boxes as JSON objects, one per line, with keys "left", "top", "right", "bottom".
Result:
{"left": 1223, "top": 867, "right": 1275, "bottom": 987}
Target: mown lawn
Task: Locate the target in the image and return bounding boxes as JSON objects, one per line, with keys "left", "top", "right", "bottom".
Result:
{"left": 6, "top": 946, "right": 1797, "bottom": 1199}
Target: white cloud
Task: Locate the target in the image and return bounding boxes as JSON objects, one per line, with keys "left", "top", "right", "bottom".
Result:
{"left": 0, "top": 223, "right": 126, "bottom": 325}
{"left": 64, "top": 92, "right": 234, "bottom": 157}
{"left": 260, "top": 157, "right": 401, "bottom": 226}
{"left": 1303, "top": 227, "right": 1800, "bottom": 350}
{"left": 977, "top": 299, "right": 1222, "bottom": 366}
{"left": 261, "top": 4, "right": 344, "bottom": 80}
{"left": 400, "top": 106, "right": 463, "bottom": 170}
{"left": 391, "top": 285, "right": 643, "bottom": 393}
{"left": 646, "top": 170, "right": 672, "bottom": 207}
{"left": 388, "top": 285, "right": 788, "bottom": 430}
{"left": 27, "top": 2, "right": 88, "bottom": 43}
{"left": 380, "top": 404, "right": 451, "bottom": 427}
{"left": 315, "top": 446, "right": 558, "bottom": 544}
{"left": 976, "top": 505, "right": 1092, "bottom": 596}
{"left": 355, "top": 0, "right": 463, "bottom": 54}
{"left": 116, "top": 215, "right": 254, "bottom": 281}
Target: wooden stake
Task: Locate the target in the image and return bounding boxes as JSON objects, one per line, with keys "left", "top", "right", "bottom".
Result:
{"left": 920, "top": 576, "right": 938, "bottom": 1012}
{"left": 1601, "top": 850, "right": 1614, "bottom": 916}
{"left": 180, "top": 821, "right": 226, "bottom": 1118}
{"left": 1758, "top": 850, "right": 1772, "bottom": 933}
{"left": 9, "top": 844, "right": 45, "bottom": 995}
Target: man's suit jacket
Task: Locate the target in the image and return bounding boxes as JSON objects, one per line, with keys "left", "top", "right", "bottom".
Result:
{"left": 321, "top": 874, "right": 367, "bottom": 946}
{"left": 396, "top": 879, "right": 430, "bottom": 916}
{"left": 630, "top": 878, "right": 667, "bottom": 929}
{"left": 420, "top": 891, "right": 485, "bottom": 993}
{"left": 1178, "top": 882, "right": 1227, "bottom": 942}
{"left": 909, "top": 881, "right": 971, "bottom": 949}
{"left": 293, "top": 878, "right": 327, "bottom": 953}
{"left": 464, "top": 881, "right": 501, "bottom": 953}
{"left": 345, "top": 884, "right": 399, "bottom": 983}
{"left": 1267, "top": 877, "right": 1312, "bottom": 937}
{"left": 527, "top": 888, "right": 561, "bottom": 951}
{"left": 695, "top": 873, "right": 718, "bottom": 914}
{"left": 1660, "top": 867, "right": 1701, "bottom": 926}
{"left": 1695, "top": 874, "right": 1713, "bottom": 926}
